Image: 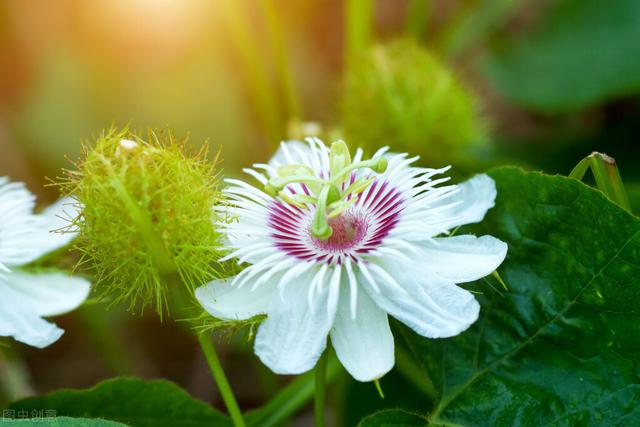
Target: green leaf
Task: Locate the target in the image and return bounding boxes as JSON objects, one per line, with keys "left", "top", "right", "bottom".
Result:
{"left": 2, "top": 417, "right": 125, "bottom": 426}
{"left": 7, "top": 378, "right": 230, "bottom": 427}
{"left": 358, "top": 409, "right": 427, "bottom": 426}
{"left": 406, "top": 167, "right": 640, "bottom": 425}
{"left": 484, "top": 0, "right": 640, "bottom": 112}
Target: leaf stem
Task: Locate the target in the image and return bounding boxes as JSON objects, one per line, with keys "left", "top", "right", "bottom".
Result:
{"left": 314, "top": 350, "right": 328, "bottom": 427}
{"left": 198, "top": 333, "right": 246, "bottom": 427}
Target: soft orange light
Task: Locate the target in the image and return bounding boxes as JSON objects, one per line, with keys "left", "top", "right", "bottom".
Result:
{"left": 75, "top": 0, "right": 217, "bottom": 69}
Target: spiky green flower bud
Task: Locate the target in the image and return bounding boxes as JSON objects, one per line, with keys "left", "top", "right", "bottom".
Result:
{"left": 342, "top": 39, "right": 488, "bottom": 171}
{"left": 59, "top": 128, "right": 226, "bottom": 315}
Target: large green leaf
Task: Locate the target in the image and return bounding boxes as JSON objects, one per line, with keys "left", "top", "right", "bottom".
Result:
{"left": 404, "top": 167, "right": 640, "bottom": 425}
{"left": 3, "top": 417, "right": 125, "bottom": 426}
{"left": 484, "top": 0, "right": 640, "bottom": 112}
{"left": 7, "top": 378, "right": 230, "bottom": 427}
{"left": 358, "top": 409, "right": 427, "bottom": 427}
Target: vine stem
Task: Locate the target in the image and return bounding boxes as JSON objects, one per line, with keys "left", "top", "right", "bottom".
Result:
{"left": 314, "top": 350, "right": 328, "bottom": 427}
{"left": 198, "top": 333, "right": 247, "bottom": 427}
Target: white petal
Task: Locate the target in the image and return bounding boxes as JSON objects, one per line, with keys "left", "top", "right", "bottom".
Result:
{"left": 428, "top": 174, "right": 497, "bottom": 230}
{"left": 330, "top": 282, "right": 394, "bottom": 382}
{"left": 0, "top": 178, "right": 41, "bottom": 267}
{"left": 254, "top": 268, "right": 338, "bottom": 375}
{"left": 34, "top": 197, "right": 79, "bottom": 255}
{"left": 0, "top": 293, "right": 64, "bottom": 348}
{"left": 195, "top": 275, "right": 277, "bottom": 320}
{"left": 3, "top": 271, "right": 91, "bottom": 317}
{"left": 416, "top": 235, "right": 507, "bottom": 283}
{"left": 360, "top": 263, "right": 479, "bottom": 338}
{"left": 0, "top": 271, "right": 87, "bottom": 348}
{"left": 268, "top": 140, "right": 313, "bottom": 168}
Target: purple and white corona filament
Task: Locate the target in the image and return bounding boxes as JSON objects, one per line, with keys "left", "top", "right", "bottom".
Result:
{"left": 196, "top": 139, "right": 507, "bottom": 381}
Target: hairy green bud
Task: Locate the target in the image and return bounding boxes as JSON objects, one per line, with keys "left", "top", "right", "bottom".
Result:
{"left": 342, "top": 39, "right": 488, "bottom": 171}
{"left": 59, "top": 127, "right": 226, "bottom": 316}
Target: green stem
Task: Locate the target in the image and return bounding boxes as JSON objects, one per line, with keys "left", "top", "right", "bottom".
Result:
{"left": 314, "top": 351, "right": 328, "bottom": 427}
{"left": 107, "top": 177, "right": 245, "bottom": 426}
{"left": 163, "top": 277, "right": 246, "bottom": 427}
{"left": 198, "top": 333, "right": 246, "bottom": 427}
{"left": 110, "top": 177, "right": 176, "bottom": 276}
{"left": 245, "top": 353, "right": 341, "bottom": 427}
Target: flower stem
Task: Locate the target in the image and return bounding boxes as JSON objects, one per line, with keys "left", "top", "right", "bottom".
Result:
{"left": 314, "top": 350, "right": 328, "bottom": 427}
{"left": 245, "top": 352, "right": 341, "bottom": 427}
{"left": 197, "top": 333, "right": 246, "bottom": 427}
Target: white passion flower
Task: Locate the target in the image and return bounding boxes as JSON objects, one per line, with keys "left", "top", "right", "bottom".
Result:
{"left": 196, "top": 139, "right": 507, "bottom": 381}
{"left": 0, "top": 177, "right": 90, "bottom": 348}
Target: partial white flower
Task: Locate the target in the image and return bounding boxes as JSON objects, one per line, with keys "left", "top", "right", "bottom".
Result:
{"left": 196, "top": 139, "right": 507, "bottom": 381}
{"left": 0, "top": 177, "right": 90, "bottom": 348}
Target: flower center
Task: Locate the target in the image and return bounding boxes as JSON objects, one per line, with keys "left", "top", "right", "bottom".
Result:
{"left": 311, "top": 213, "right": 367, "bottom": 252}
{"left": 264, "top": 140, "right": 387, "bottom": 241}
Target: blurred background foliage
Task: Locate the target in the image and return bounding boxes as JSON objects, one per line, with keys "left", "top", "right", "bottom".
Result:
{"left": 0, "top": 0, "right": 638, "bottom": 424}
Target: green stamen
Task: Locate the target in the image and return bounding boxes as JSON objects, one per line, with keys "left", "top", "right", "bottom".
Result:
{"left": 264, "top": 141, "right": 388, "bottom": 240}
{"left": 329, "top": 157, "right": 388, "bottom": 184}
{"left": 268, "top": 175, "right": 327, "bottom": 193}
{"left": 330, "top": 140, "right": 352, "bottom": 186}
{"left": 311, "top": 186, "right": 333, "bottom": 239}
